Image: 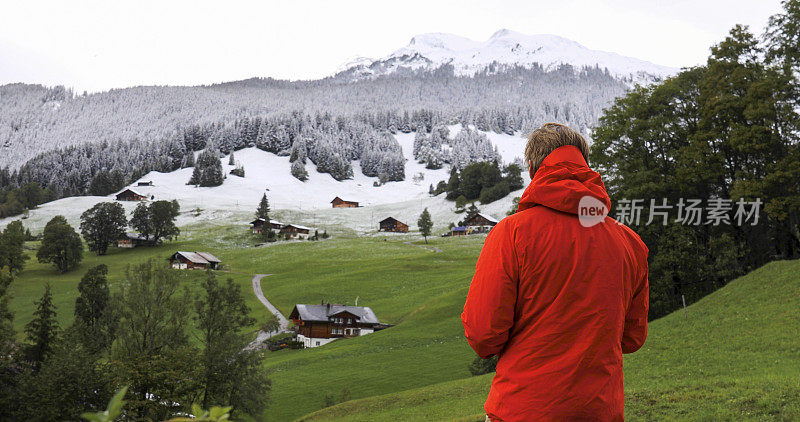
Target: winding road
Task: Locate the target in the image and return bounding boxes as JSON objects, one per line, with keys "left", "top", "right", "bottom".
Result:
{"left": 247, "top": 274, "right": 291, "bottom": 348}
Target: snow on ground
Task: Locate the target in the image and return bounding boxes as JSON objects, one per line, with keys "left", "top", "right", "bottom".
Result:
{"left": 1, "top": 130, "right": 529, "bottom": 235}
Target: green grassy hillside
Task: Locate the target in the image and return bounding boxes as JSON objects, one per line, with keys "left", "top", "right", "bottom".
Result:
{"left": 9, "top": 223, "right": 799, "bottom": 421}
{"left": 8, "top": 224, "right": 489, "bottom": 420}
{"left": 297, "top": 259, "right": 800, "bottom": 421}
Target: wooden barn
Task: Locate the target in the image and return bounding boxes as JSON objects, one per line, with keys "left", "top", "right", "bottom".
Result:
{"left": 379, "top": 217, "right": 409, "bottom": 232}
{"left": 168, "top": 251, "right": 221, "bottom": 270}
{"left": 280, "top": 224, "right": 312, "bottom": 240}
{"left": 290, "top": 303, "right": 381, "bottom": 348}
{"left": 115, "top": 188, "right": 147, "bottom": 201}
{"left": 331, "top": 197, "right": 359, "bottom": 208}
{"left": 250, "top": 218, "right": 284, "bottom": 234}
{"left": 117, "top": 232, "right": 158, "bottom": 248}
{"left": 463, "top": 212, "right": 499, "bottom": 233}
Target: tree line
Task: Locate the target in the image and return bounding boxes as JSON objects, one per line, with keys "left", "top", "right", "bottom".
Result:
{"left": 0, "top": 261, "right": 269, "bottom": 420}
{"left": 590, "top": 0, "right": 800, "bottom": 319}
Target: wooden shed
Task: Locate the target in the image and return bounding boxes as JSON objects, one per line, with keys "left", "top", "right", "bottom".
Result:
{"left": 115, "top": 188, "right": 147, "bottom": 201}
{"left": 168, "top": 251, "right": 221, "bottom": 270}
{"left": 379, "top": 217, "right": 409, "bottom": 232}
{"left": 331, "top": 197, "right": 359, "bottom": 208}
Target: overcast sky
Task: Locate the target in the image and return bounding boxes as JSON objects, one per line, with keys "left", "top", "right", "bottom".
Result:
{"left": 0, "top": 0, "right": 785, "bottom": 93}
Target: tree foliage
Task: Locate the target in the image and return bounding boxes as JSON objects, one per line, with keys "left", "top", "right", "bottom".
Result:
{"left": 37, "top": 216, "right": 83, "bottom": 273}
{"left": 591, "top": 21, "right": 800, "bottom": 318}
{"left": 80, "top": 202, "right": 127, "bottom": 255}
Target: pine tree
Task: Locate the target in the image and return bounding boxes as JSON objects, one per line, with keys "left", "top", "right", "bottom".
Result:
{"left": 418, "top": 208, "right": 433, "bottom": 244}
{"left": 255, "top": 194, "right": 270, "bottom": 221}
{"left": 24, "top": 284, "right": 60, "bottom": 370}
{"left": 291, "top": 160, "right": 309, "bottom": 181}
{"left": 228, "top": 151, "right": 235, "bottom": 166}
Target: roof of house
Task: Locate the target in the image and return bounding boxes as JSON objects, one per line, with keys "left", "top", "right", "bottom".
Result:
{"left": 282, "top": 223, "right": 312, "bottom": 231}
{"left": 331, "top": 196, "right": 358, "bottom": 203}
{"left": 251, "top": 218, "right": 284, "bottom": 226}
{"left": 171, "top": 251, "right": 221, "bottom": 264}
{"left": 466, "top": 212, "right": 500, "bottom": 224}
{"left": 122, "top": 232, "right": 150, "bottom": 241}
{"left": 379, "top": 217, "right": 406, "bottom": 225}
{"left": 291, "top": 304, "right": 380, "bottom": 324}
{"left": 116, "top": 188, "right": 144, "bottom": 197}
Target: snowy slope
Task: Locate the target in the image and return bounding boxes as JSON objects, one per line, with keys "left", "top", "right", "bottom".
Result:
{"left": 338, "top": 29, "right": 677, "bottom": 83}
{"left": 1, "top": 128, "right": 529, "bottom": 235}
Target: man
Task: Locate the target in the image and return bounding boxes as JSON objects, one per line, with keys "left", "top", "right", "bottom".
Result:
{"left": 462, "top": 123, "right": 649, "bottom": 421}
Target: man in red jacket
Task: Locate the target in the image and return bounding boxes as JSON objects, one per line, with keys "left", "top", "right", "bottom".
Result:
{"left": 462, "top": 123, "right": 649, "bottom": 422}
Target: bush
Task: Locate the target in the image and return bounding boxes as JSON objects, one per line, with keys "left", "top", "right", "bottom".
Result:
{"left": 468, "top": 355, "right": 499, "bottom": 376}
{"left": 479, "top": 181, "right": 510, "bottom": 204}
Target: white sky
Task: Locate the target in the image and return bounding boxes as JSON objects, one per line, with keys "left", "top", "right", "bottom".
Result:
{"left": 0, "top": 0, "right": 785, "bottom": 93}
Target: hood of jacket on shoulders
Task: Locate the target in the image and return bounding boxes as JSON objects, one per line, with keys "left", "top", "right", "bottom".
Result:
{"left": 517, "top": 145, "right": 611, "bottom": 215}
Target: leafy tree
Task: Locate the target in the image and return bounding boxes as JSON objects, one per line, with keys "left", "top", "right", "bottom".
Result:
{"left": 0, "top": 220, "right": 29, "bottom": 274}
{"left": 24, "top": 284, "right": 60, "bottom": 371}
{"left": 418, "top": 208, "right": 433, "bottom": 243}
{"left": 149, "top": 200, "right": 181, "bottom": 243}
{"left": 261, "top": 312, "right": 280, "bottom": 334}
{"left": 74, "top": 265, "right": 114, "bottom": 354}
{"left": 130, "top": 202, "right": 152, "bottom": 240}
{"left": 480, "top": 181, "right": 510, "bottom": 204}
{"left": 37, "top": 216, "right": 83, "bottom": 273}
{"left": 80, "top": 202, "right": 127, "bottom": 255}
{"left": 12, "top": 330, "right": 112, "bottom": 420}
{"left": 111, "top": 260, "right": 198, "bottom": 420}
{"left": 194, "top": 272, "right": 269, "bottom": 416}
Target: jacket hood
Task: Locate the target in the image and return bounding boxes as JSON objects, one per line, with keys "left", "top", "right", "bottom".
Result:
{"left": 517, "top": 145, "right": 611, "bottom": 214}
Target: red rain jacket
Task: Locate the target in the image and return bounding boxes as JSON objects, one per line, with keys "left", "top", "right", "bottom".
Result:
{"left": 461, "top": 145, "right": 649, "bottom": 421}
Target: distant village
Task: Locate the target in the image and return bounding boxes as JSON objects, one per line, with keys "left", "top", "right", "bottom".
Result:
{"left": 111, "top": 188, "right": 500, "bottom": 349}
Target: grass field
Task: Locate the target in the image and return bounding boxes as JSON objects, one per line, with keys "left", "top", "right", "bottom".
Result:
{"left": 8, "top": 222, "right": 800, "bottom": 421}
{"left": 297, "top": 259, "right": 800, "bottom": 421}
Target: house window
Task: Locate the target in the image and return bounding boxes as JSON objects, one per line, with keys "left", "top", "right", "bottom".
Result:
{"left": 315, "top": 341, "right": 320, "bottom": 346}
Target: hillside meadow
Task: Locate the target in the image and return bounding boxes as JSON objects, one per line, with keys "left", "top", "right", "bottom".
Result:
{"left": 8, "top": 222, "right": 800, "bottom": 421}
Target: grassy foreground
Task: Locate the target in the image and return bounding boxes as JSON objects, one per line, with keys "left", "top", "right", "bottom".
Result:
{"left": 297, "top": 259, "right": 800, "bottom": 421}
{"left": 8, "top": 223, "right": 800, "bottom": 421}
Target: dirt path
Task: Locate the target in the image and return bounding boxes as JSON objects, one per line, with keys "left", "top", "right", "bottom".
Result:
{"left": 247, "top": 274, "right": 290, "bottom": 349}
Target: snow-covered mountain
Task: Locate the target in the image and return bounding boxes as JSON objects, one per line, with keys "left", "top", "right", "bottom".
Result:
{"left": 336, "top": 29, "right": 677, "bottom": 84}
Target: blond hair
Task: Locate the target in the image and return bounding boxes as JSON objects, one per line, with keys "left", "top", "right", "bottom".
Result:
{"left": 524, "top": 123, "right": 589, "bottom": 175}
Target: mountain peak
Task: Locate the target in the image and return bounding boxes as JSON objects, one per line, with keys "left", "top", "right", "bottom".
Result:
{"left": 338, "top": 29, "right": 678, "bottom": 83}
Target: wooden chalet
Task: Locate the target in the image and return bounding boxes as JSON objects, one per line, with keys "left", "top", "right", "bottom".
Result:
{"left": 289, "top": 303, "right": 381, "bottom": 348}
{"left": 115, "top": 188, "right": 147, "bottom": 201}
{"left": 117, "top": 232, "right": 158, "bottom": 248}
{"left": 280, "top": 224, "right": 312, "bottom": 240}
{"left": 463, "top": 212, "right": 499, "bottom": 233}
{"left": 168, "top": 251, "right": 221, "bottom": 270}
{"left": 331, "top": 197, "right": 359, "bottom": 208}
{"left": 379, "top": 217, "right": 409, "bottom": 232}
{"left": 250, "top": 218, "right": 284, "bottom": 234}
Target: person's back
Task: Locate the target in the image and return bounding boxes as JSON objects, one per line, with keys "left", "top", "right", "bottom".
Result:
{"left": 461, "top": 123, "right": 649, "bottom": 422}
